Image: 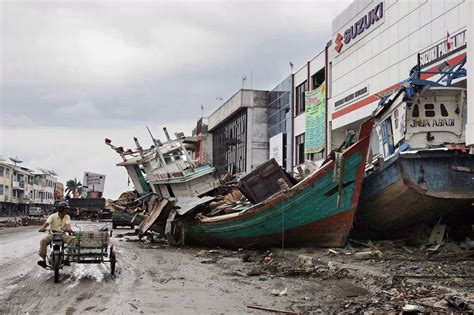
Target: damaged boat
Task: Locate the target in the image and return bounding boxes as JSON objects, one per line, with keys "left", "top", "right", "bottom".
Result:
{"left": 169, "top": 118, "right": 373, "bottom": 248}
{"left": 353, "top": 56, "right": 474, "bottom": 239}
{"left": 105, "top": 126, "right": 221, "bottom": 235}
{"left": 106, "top": 118, "right": 373, "bottom": 248}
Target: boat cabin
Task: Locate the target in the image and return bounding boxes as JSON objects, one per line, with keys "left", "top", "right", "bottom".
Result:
{"left": 372, "top": 86, "right": 466, "bottom": 160}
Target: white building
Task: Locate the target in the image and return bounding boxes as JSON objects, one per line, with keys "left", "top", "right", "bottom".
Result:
{"left": 207, "top": 89, "right": 269, "bottom": 176}
{"left": 0, "top": 160, "right": 59, "bottom": 214}
{"left": 328, "top": 0, "right": 472, "bottom": 147}
{"left": 292, "top": 49, "right": 327, "bottom": 172}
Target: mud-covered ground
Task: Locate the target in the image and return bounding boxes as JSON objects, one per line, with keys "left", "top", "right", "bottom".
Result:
{"left": 1, "top": 222, "right": 473, "bottom": 314}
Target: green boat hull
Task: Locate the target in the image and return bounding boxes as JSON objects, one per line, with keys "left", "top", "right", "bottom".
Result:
{"left": 182, "top": 119, "right": 373, "bottom": 248}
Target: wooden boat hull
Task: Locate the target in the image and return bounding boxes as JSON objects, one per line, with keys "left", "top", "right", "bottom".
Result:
{"left": 354, "top": 150, "right": 474, "bottom": 239}
{"left": 181, "top": 120, "right": 373, "bottom": 249}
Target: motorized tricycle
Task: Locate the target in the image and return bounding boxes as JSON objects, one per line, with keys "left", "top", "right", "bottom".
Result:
{"left": 41, "top": 224, "right": 116, "bottom": 283}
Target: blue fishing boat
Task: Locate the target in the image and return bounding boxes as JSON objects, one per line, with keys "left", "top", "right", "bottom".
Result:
{"left": 354, "top": 57, "right": 473, "bottom": 239}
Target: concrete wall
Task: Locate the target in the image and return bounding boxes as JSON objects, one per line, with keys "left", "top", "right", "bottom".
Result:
{"left": 208, "top": 89, "right": 269, "bottom": 174}
{"left": 247, "top": 102, "right": 269, "bottom": 171}
{"left": 208, "top": 89, "right": 268, "bottom": 131}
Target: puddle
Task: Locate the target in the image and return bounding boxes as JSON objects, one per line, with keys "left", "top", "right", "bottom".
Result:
{"left": 66, "top": 264, "right": 110, "bottom": 287}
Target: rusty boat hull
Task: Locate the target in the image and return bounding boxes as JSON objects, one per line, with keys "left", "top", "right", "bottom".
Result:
{"left": 181, "top": 120, "right": 373, "bottom": 249}
{"left": 353, "top": 149, "right": 474, "bottom": 239}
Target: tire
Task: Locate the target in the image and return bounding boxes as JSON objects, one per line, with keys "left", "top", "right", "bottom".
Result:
{"left": 109, "top": 246, "right": 116, "bottom": 275}
{"left": 53, "top": 253, "right": 60, "bottom": 283}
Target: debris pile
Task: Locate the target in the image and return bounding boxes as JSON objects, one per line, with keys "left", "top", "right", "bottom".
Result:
{"left": 0, "top": 216, "right": 44, "bottom": 228}
{"left": 110, "top": 191, "right": 140, "bottom": 211}
{"left": 204, "top": 188, "right": 252, "bottom": 217}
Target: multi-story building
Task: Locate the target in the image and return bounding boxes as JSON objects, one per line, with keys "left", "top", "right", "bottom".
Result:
{"left": 31, "top": 172, "right": 57, "bottom": 209}
{"left": 207, "top": 89, "right": 269, "bottom": 176}
{"left": 267, "top": 75, "right": 293, "bottom": 173}
{"left": 0, "top": 160, "right": 61, "bottom": 214}
{"left": 291, "top": 49, "right": 327, "bottom": 172}
{"left": 12, "top": 166, "right": 34, "bottom": 213}
{"left": 54, "top": 182, "right": 64, "bottom": 200}
{"left": 0, "top": 161, "right": 14, "bottom": 213}
{"left": 328, "top": 0, "right": 472, "bottom": 149}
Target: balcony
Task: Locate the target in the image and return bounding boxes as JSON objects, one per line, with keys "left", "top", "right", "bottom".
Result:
{"left": 12, "top": 181, "right": 24, "bottom": 190}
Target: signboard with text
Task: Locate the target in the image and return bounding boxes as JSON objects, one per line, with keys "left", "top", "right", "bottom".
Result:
{"left": 269, "top": 133, "right": 284, "bottom": 166}
{"left": 305, "top": 83, "right": 326, "bottom": 154}
{"left": 83, "top": 172, "right": 106, "bottom": 193}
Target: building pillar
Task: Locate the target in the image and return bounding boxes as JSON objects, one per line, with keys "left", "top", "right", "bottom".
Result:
{"left": 466, "top": 0, "right": 474, "bottom": 147}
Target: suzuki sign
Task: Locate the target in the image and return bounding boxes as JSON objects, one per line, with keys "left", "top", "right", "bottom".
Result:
{"left": 334, "top": 1, "right": 384, "bottom": 54}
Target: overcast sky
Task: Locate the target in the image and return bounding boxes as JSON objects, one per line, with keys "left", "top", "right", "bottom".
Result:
{"left": 1, "top": 0, "right": 350, "bottom": 199}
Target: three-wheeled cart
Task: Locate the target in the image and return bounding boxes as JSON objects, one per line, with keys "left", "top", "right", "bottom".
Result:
{"left": 48, "top": 224, "right": 116, "bottom": 283}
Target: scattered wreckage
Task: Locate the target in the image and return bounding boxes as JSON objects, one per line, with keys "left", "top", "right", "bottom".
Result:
{"left": 106, "top": 119, "right": 373, "bottom": 248}
{"left": 104, "top": 57, "right": 472, "bottom": 247}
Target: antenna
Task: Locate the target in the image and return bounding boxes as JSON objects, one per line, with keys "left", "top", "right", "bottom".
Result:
{"left": 9, "top": 156, "right": 23, "bottom": 169}
{"left": 9, "top": 157, "right": 23, "bottom": 164}
{"left": 147, "top": 126, "right": 162, "bottom": 147}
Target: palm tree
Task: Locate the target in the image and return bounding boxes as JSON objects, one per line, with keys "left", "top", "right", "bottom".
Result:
{"left": 65, "top": 178, "right": 83, "bottom": 197}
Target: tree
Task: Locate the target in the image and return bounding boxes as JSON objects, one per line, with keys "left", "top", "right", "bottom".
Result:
{"left": 65, "top": 178, "right": 83, "bottom": 197}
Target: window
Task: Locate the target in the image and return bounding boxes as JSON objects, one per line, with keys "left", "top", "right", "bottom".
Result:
{"left": 424, "top": 103, "right": 435, "bottom": 117}
{"left": 0, "top": 185, "right": 3, "bottom": 195}
{"left": 6, "top": 168, "right": 9, "bottom": 177}
{"left": 412, "top": 104, "right": 419, "bottom": 117}
{"left": 440, "top": 103, "right": 449, "bottom": 117}
{"left": 311, "top": 68, "right": 325, "bottom": 90}
{"left": 307, "top": 151, "right": 324, "bottom": 161}
{"left": 0, "top": 167, "right": 3, "bottom": 177}
{"left": 394, "top": 109, "right": 399, "bottom": 129}
{"left": 295, "top": 81, "right": 308, "bottom": 116}
{"left": 295, "top": 134, "right": 305, "bottom": 165}
{"left": 212, "top": 109, "right": 248, "bottom": 176}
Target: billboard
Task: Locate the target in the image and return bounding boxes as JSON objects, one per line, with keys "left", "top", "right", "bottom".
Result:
{"left": 83, "top": 172, "right": 106, "bottom": 193}
{"left": 305, "top": 83, "right": 326, "bottom": 154}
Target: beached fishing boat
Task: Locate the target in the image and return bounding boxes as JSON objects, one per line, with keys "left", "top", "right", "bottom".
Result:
{"left": 353, "top": 57, "right": 473, "bottom": 239}
{"left": 174, "top": 118, "right": 373, "bottom": 248}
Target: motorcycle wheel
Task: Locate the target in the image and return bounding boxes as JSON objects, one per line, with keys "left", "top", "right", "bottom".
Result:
{"left": 53, "top": 253, "right": 60, "bottom": 283}
{"left": 109, "top": 246, "right": 116, "bottom": 275}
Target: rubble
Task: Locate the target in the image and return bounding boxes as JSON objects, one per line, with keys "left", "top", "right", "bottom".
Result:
{"left": 206, "top": 188, "right": 252, "bottom": 217}
{"left": 0, "top": 216, "right": 44, "bottom": 228}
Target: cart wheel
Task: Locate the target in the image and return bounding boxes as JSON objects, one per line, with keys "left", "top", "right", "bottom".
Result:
{"left": 52, "top": 253, "right": 60, "bottom": 283}
{"left": 110, "top": 245, "right": 116, "bottom": 275}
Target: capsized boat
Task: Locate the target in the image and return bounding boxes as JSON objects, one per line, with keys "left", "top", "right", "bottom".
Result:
{"left": 353, "top": 57, "right": 473, "bottom": 239}
{"left": 169, "top": 118, "right": 373, "bottom": 248}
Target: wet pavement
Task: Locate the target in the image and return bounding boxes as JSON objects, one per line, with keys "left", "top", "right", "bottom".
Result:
{"left": 1, "top": 222, "right": 473, "bottom": 314}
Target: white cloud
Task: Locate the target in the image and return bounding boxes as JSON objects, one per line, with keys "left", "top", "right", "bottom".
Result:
{"left": 1, "top": 0, "right": 352, "bottom": 198}
{"left": 1, "top": 121, "right": 194, "bottom": 199}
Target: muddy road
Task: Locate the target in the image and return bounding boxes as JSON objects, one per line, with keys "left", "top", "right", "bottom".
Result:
{"left": 1, "top": 221, "right": 473, "bottom": 314}
{"left": 0, "top": 222, "right": 361, "bottom": 314}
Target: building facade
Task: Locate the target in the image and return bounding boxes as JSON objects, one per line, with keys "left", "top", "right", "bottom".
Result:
{"left": 291, "top": 49, "right": 327, "bottom": 172}
{"left": 0, "top": 160, "right": 61, "bottom": 214}
{"left": 328, "top": 0, "right": 471, "bottom": 147}
{"left": 208, "top": 89, "right": 269, "bottom": 176}
{"left": 267, "top": 75, "right": 293, "bottom": 172}
{"left": 0, "top": 162, "right": 14, "bottom": 212}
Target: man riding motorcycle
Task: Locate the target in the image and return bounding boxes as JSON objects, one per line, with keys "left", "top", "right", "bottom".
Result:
{"left": 37, "top": 201, "right": 77, "bottom": 268}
